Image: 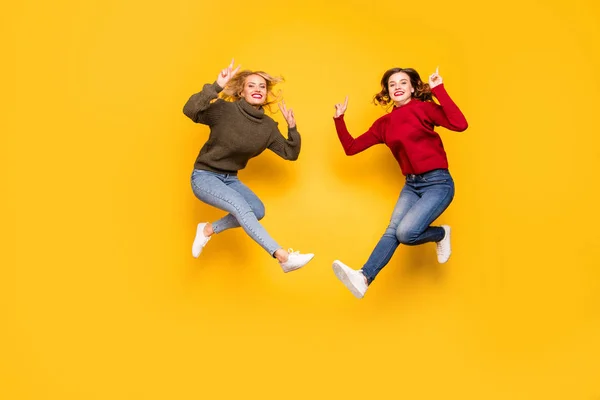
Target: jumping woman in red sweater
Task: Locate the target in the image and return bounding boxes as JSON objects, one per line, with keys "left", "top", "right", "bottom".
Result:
{"left": 331, "top": 67, "right": 468, "bottom": 299}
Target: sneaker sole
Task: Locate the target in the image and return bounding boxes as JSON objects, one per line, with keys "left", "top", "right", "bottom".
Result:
{"left": 332, "top": 261, "right": 364, "bottom": 299}
{"left": 192, "top": 243, "right": 202, "bottom": 258}
{"left": 282, "top": 254, "right": 315, "bottom": 273}
{"left": 437, "top": 226, "right": 451, "bottom": 264}
{"left": 438, "top": 254, "right": 451, "bottom": 264}
{"left": 192, "top": 225, "right": 210, "bottom": 258}
{"left": 192, "top": 237, "right": 207, "bottom": 258}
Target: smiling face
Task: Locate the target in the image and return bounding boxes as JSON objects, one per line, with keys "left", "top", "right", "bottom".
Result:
{"left": 240, "top": 74, "right": 267, "bottom": 106}
{"left": 388, "top": 71, "right": 414, "bottom": 106}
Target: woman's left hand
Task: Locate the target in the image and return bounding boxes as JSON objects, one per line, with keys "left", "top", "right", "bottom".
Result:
{"left": 429, "top": 66, "right": 443, "bottom": 89}
{"left": 278, "top": 100, "right": 296, "bottom": 128}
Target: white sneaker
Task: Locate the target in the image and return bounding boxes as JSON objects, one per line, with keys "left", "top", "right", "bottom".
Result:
{"left": 192, "top": 222, "right": 211, "bottom": 258}
{"left": 280, "top": 249, "right": 314, "bottom": 273}
{"left": 436, "top": 225, "right": 451, "bottom": 263}
{"left": 332, "top": 260, "right": 368, "bottom": 299}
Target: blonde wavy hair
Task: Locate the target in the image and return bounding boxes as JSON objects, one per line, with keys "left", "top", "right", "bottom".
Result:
{"left": 221, "top": 70, "right": 283, "bottom": 111}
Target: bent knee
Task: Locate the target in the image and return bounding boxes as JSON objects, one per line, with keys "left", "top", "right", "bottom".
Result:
{"left": 396, "top": 227, "right": 421, "bottom": 245}
{"left": 252, "top": 202, "right": 266, "bottom": 220}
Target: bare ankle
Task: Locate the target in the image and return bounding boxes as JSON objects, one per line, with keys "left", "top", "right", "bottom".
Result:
{"left": 274, "top": 248, "right": 288, "bottom": 263}
{"left": 204, "top": 223, "right": 214, "bottom": 236}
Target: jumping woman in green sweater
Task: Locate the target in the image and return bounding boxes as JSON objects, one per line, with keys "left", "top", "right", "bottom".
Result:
{"left": 183, "top": 60, "right": 314, "bottom": 272}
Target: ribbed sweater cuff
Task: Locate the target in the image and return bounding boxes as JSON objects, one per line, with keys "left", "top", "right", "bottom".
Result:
{"left": 212, "top": 81, "right": 224, "bottom": 93}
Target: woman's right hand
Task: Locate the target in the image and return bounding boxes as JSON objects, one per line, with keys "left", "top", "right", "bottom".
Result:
{"left": 216, "top": 59, "right": 241, "bottom": 88}
{"left": 334, "top": 96, "right": 348, "bottom": 118}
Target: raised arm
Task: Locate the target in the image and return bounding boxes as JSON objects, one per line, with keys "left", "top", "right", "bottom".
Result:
{"left": 267, "top": 100, "right": 301, "bottom": 160}
{"left": 426, "top": 67, "right": 468, "bottom": 132}
{"left": 182, "top": 59, "right": 241, "bottom": 125}
{"left": 267, "top": 124, "right": 301, "bottom": 161}
{"left": 182, "top": 82, "right": 224, "bottom": 125}
{"left": 333, "top": 96, "right": 384, "bottom": 155}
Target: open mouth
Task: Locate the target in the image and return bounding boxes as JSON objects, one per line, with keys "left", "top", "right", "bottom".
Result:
{"left": 394, "top": 91, "right": 404, "bottom": 97}
{"left": 251, "top": 94, "right": 263, "bottom": 99}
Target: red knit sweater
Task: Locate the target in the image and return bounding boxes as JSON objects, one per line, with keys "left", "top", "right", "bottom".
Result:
{"left": 333, "top": 84, "right": 468, "bottom": 175}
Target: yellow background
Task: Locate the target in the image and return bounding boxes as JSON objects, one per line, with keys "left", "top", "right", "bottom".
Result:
{"left": 3, "top": 0, "right": 600, "bottom": 399}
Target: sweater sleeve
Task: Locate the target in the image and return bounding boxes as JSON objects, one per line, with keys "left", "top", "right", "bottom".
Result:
{"left": 425, "top": 84, "right": 468, "bottom": 132}
{"left": 182, "top": 82, "right": 226, "bottom": 126}
{"left": 333, "top": 114, "right": 384, "bottom": 155}
{"left": 267, "top": 124, "right": 301, "bottom": 161}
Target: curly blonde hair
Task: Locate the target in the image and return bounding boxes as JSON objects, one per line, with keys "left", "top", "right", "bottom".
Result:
{"left": 221, "top": 70, "right": 283, "bottom": 110}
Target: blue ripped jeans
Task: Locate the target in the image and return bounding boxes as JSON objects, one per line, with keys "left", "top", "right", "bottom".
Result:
{"left": 190, "top": 169, "right": 281, "bottom": 256}
{"left": 361, "top": 169, "right": 455, "bottom": 284}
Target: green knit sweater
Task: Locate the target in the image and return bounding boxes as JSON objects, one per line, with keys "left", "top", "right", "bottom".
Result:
{"left": 183, "top": 82, "right": 302, "bottom": 174}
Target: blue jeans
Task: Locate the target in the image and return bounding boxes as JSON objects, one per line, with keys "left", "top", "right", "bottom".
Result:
{"left": 361, "top": 169, "right": 455, "bottom": 284}
{"left": 190, "top": 169, "right": 281, "bottom": 256}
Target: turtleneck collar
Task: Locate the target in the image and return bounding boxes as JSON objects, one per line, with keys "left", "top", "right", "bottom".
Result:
{"left": 236, "top": 98, "right": 265, "bottom": 123}
{"left": 392, "top": 98, "right": 420, "bottom": 111}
